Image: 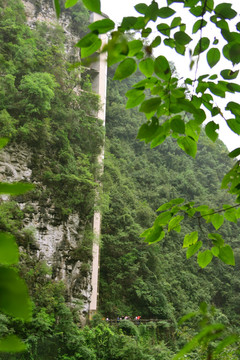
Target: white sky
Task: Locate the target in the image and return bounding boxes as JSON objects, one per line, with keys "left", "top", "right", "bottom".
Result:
{"left": 101, "top": 0, "right": 240, "bottom": 152}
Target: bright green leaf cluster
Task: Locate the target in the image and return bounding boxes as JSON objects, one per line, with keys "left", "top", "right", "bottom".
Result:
{"left": 58, "top": 0, "right": 240, "bottom": 268}
{"left": 0, "top": 140, "right": 33, "bottom": 352}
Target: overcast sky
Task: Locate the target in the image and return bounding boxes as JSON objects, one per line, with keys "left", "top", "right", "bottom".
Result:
{"left": 100, "top": 0, "right": 240, "bottom": 152}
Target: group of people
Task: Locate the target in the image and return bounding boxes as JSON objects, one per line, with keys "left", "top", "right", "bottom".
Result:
{"left": 105, "top": 315, "right": 141, "bottom": 324}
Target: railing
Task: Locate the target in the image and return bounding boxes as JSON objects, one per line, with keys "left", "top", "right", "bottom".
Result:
{"left": 106, "top": 319, "right": 168, "bottom": 325}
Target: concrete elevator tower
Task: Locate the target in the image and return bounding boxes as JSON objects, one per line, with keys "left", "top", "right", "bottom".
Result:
{"left": 88, "top": 12, "right": 108, "bottom": 319}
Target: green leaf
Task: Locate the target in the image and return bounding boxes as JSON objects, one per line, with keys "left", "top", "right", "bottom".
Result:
{"left": 126, "top": 90, "right": 145, "bottom": 109}
{"left": 134, "top": 3, "right": 148, "bottom": 15}
{"left": 228, "top": 148, "right": 240, "bottom": 158}
{"left": 226, "top": 101, "right": 240, "bottom": 116}
{"left": 0, "top": 267, "right": 32, "bottom": 321}
{"left": 139, "top": 97, "right": 162, "bottom": 113}
{"left": 151, "top": 36, "right": 161, "bottom": 48}
{"left": 229, "top": 43, "right": 240, "bottom": 65}
{"left": 53, "top": 0, "right": 61, "bottom": 18}
{"left": 208, "top": 233, "right": 224, "bottom": 247}
{"left": 209, "top": 74, "right": 218, "bottom": 80}
{"left": 82, "top": 0, "right": 101, "bottom": 14}
{"left": 81, "top": 38, "right": 101, "bottom": 58}
{"left": 171, "top": 88, "right": 185, "bottom": 99}
{"left": 185, "top": 120, "right": 201, "bottom": 142}
{"left": 170, "top": 116, "right": 185, "bottom": 133}
{"left": 65, "top": 0, "right": 78, "bottom": 8}
{"left": 139, "top": 58, "right": 154, "bottom": 77}
{"left": 183, "top": 231, "right": 198, "bottom": 248}
{"left": 154, "top": 56, "right": 171, "bottom": 80}
{"left": 197, "top": 250, "right": 213, "bottom": 268}
{"left": 211, "top": 213, "right": 224, "bottom": 230}
{"left": 75, "top": 32, "right": 98, "bottom": 48}
{"left": 211, "top": 107, "right": 220, "bottom": 116}
{"left": 192, "top": 19, "right": 207, "bottom": 33}
{"left": 0, "top": 182, "right": 34, "bottom": 195}
{"left": 0, "top": 138, "right": 9, "bottom": 150}
{"left": 158, "top": 7, "right": 176, "bottom": 18}
{"left": 120, "top": 17, "right": 138, "bottom": 30}
{"left": 156, "top": 211, "right": 173, "bottom": 226}
{"left": 164, "top": 38, "right": 175, "bottom": 49}
{"left": 137, "top": 118, "right": 159, "bottom": 142}
{"left": 223, "top": 42, "right": 240, "bottom": 65}
{"left": 218, "top": 245, "right": 235, "bottom": 265}
{"left": 178, "top": 312, "right": 197, "bottom": 325}
{"left": 193, "top": 37, "right": 210, "bottom": 56}
{"left": 224, "top": 208, "right": 238, "bottom": 223}
{"left": 171, "top": 16, "right": 181, "bottom": 28}
{"left": 88, "top": 19, "right": 115, "bottom": 34}
{"left": 174, "top": 31, "right": 192, "bottom": 45}
{"left": 227, "top": 118, "right": 240, "bottom": 135}
{"left": 0, "top": 335, "right": 26, "bottom": 353}
{"left": 205, "top": 121, "right": 219, "bottom": 142}
{"left": 214, "top": 3, "right": 237, "bottom": 20}
{"left": 173, "top": 324, "right": 225, "bottom": 359}
{"left": 168, "top": 215, "right": 184, "bottom": 232}
{"left": 145, "top": 1, "right": 159, "bottom": 22}
{"left": 221, "top": 69, "right": 239, "bottom": 80}
{"left": 157, "top": 23, "right": 170, "bottom": 37}
{"left": 190, "top": 6, "right": 203, "bottom": 17}
{"left": 168, "top": 0, "right": 185, "bottom": 4}
{"left": 211, "top": 246, "right": 220, "bottom": 256}
{"left": 141, "top": 225, "right": 165, "bottom": 244}
{"left": 187, "top": 241, "right": 202, "bottom": 259}
{"left": 214, "top": 334, "right": 239, "bottom": 355}
{"left": 128, "top": 40, "right": 143, "bottom": 57}
{"left": 207, "top": 48, "right": 220, "bottom": 68}
{"left": 0, "top": 233, "right": 19, "bottom": 265}
{"left": 208, "top": 82, "right": 225, "bottom": 97}
{"left": 113, "top": 58, "right": 137, "bottom": 81}
{"left": 141, "top": 27, "right": 152, "bottom": 38}
{"left": 157, "top": 198, "right": 184, "bottom": 211}
{"left": 177, "top": 136, "right": 197, "bottom": 158}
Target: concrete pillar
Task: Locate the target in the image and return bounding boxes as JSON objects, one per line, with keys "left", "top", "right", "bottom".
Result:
{"left": 88, "top": 12, "right": 108, "bottom": 319}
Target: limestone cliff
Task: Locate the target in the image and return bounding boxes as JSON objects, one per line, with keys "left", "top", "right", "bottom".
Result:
{"left": 0, "top": 0, "right": 106, "bottom": 321}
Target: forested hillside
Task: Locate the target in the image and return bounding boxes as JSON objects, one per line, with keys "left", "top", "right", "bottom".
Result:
{"left": 100, "top": 65, "right": 240, "bottom": 330}
{"left": 1, "top": 0, "right": 240, "bottom": 359}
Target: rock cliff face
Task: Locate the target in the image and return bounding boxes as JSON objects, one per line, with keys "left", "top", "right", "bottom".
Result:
{"left": 0, "top": 0, "right": 97, "bottom": 320}
{"left": 0, "top": 143, "right": 92, "bottom": 318}
{"left": 22, "top": 0, "right": 80, "bottom": 57}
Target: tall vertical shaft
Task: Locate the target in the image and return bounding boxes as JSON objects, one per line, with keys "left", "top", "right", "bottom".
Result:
{"left": 89, "top": 12, "right": 108, "bottom": 319}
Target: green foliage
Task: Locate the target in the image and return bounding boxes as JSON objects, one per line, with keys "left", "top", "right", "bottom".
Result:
{"left": 74, "top": 0, "right": 240, "bottom": 174}
{"left": 3, "top": 0, "right": 240, "bottom": 357}
{"left": 174, "top": 303, "right": 239, "bottom": 359}
{"left": 0, "top": 0, "right": 103, "bottom": 217}
{"left": 19, "top": 72, "right": 57, "bottom": 115}
{"left": 0, "top": 0, "right": 102, "bottom": 354}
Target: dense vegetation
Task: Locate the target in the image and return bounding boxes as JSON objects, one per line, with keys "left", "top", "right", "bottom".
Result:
{"left": 0, "top": 0, "right": 103, "bottom": 219}
{"left": 1, "top": 0, "right": 240, "bottom": 358}
{"left": 99, "top": 66, "right": 240, "bottom": 334}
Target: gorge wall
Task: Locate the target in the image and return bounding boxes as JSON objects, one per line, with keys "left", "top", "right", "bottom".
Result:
{"left": 0, "top": 0, "right": 107, "bottom": 321}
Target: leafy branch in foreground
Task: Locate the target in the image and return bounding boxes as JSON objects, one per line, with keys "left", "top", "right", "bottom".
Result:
{"left": 140, "top": 197, "right": 238, "bottom": 268}
{"left": 174, "top": 302, "right": 239, "bottom": 359}
{"left": 61, "top": 0, "right": 240, "bottom": 268}
{"left": 0, "top": 140, "right": 33, "bottom": 353}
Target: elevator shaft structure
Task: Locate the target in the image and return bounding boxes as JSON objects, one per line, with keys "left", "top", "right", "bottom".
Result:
{"left": 88, "top": 12, "right": 108, "bottom": 319}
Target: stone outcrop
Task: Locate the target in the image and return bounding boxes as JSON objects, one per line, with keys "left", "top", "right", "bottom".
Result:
{"left": 22, "top": 0, "right": 80, "bottom": 58}
{"left": 0, "top": 144, "right": 92, "bottom": 316}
